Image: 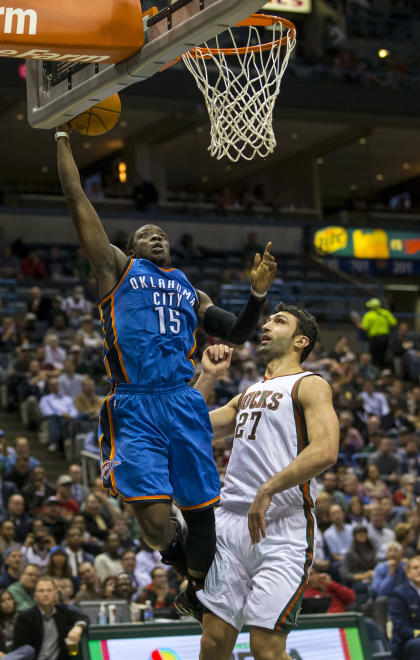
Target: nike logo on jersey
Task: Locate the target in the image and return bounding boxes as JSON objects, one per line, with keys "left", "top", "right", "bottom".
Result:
{"left": 239, "top": 390, "right": 283, "bottom": 411}
{"left": 101, "top": 459, "right": 122, "bottom": 480}
{"left": 129, "top": 275, "right": 197, "bottom": 306}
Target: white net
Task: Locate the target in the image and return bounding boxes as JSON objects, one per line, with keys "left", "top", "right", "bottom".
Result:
{"left": 182, "top": 19, "right": 296, "bottom": 162}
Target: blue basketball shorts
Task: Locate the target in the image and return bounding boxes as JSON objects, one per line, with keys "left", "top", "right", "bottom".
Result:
{"left": 98, "top": 382, "right": 221, "bottom": 510}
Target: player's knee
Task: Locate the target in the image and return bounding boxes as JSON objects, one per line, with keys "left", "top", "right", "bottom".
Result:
{"left": 250, "top": 641, "right": 287, "bottom": 660}
{"left": 200, "top": 628, "right": 228, "bottom": 657}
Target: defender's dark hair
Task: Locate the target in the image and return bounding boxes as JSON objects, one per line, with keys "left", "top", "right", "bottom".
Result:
{"left": 274, "top": 302, "right": 318, "bottom": 363}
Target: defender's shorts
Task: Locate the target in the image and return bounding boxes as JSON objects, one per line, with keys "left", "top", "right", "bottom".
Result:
{"left": 98, "top": 381, "right": 220, "bottom": 510}
{"left": 198, "top": 505, "right": 316, "bottom": 632}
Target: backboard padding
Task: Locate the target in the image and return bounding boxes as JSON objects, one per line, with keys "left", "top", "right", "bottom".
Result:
{"left": 27, "top": 0, "right": 266, "bottom": 129}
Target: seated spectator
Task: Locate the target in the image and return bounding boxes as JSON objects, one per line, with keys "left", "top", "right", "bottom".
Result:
{"left": 55, "top": 475, "right": 79, "bottom": 520}
{"left": 360, "top": 380, "right": 390, "bottom": 417}
{"left": 0, "top": 246, "right": 22, "bottom": 280}
{"left": 0, "top": 550, "right": 23, "bottom": 590}
{"left": 134, "top": 540, "right": 167, "bottom": 591}
{"left": 55, "top": 577, "right": 74, "bottom": 606}
{"left": 20, "top": 250, "right": 47, "bottom": 280}
{"left": 135, "top": 567, "right": 176, "bottom": 609}
{"left": 368, "top": 436, "right": 402, "bottom": 489}
{"left": 93, "top": 532, "right": 122, "bottom": 583}
{"left": 78, "top": 316, "right": 102, "bottom": 350}
{"left": 394, "top": 474, "right": 417, "bottom": 509}
{"left": 342, "top": 525, "right": 377, "bottom": 607}
{"left": 315, "top": 492, "right": 333, "bottom": 533}
{"left": 68, "top": 515, "right": 102, "bottom": 558}
{"left": 389, "top": 555, "right": 420, "bottom": 660}
{"left": 0, "top": 523, "right": 19, "bottom": 559}
{"left": 45, "top": 246, "right": 67, "bottom": 281}
{"left": 7, "top": 563, "right": 39, "bottom": 612}
{"left": 389, "top": 322, "right": 414, "bottom": 378}
{"left": 41, "top": 496, "right": 69, "bottom": 545}
{"left": 73, "top": 563, "right": 101, "bottom": 604}
{"left": 58, "top": 359, "right": 83, "bottom": 399}
{"left": 394, "top": 522, "right": 416, "bottom": 559}
{"left": 303, "top": 569, "right": 356, "bottom": 613}
{"left": 114, "top": 572, "right": 136, "bottom": 613}
{"left": 359, "top": 463, "right": 391, "bottom": 502}
{"left": 112, "top": 516, "right": 138, "bottom": 552}
{"left": 67, "top": 464, "right": 89, "bottom": 507}
{"left": 4, "top": 456, "right": 31, "bottom": 492}
{"left": 328, "top": 335, "right": 352, "bottom": 363}
{"left": 382, "top": 397, "right": 416, "bottom": 435}
{"left": 43, "top": 334, "right": 66, "bottom": 371}
{"left": 101, "top": 576, "right": 117, "bottom": 601}
{"left": 21, "top": 313, "right": 43, "bottom": 347}
{"left": 73, "top": 377, "right": 102, "bottom": 422}
{"left": 21, "top": 467, "right": 55, "bottom": 517}
{"left": 47, "top": 295, "right": 67, "bottom": 327}
{"left": 68, "top": 247, "right": 90, "bottom": 281}
{"left": 2, "top": 495, "right": 32, "bottom": 544}
{"left": 324, "top": 504, "right": 354, "bottom": 566}
{"left": 120, "top": 550, "right": 140, "bottom": 590}
{"left": 320, "top": 471, "right": 347, "bottom": 510}
{"left": 46, "top": 547, "right": 76, "bottom": 591}
{"left": 347, "top": 496, "right": 368, "bottom": 527}
{"left": 4, "top": 438, "right": 40, "bottom": 474}
{"left": 63, "top": 528, "right": 94, "bottom": 578}
{"left": 63, "top": 286, "right": 91, "bottom": 328}
{"left": 0, "top": 589, "right": 18, "bottom": 654}
{"left": 17, "top": 360, "right": 46, "bottom": 431}
{"left": 82, "top": 494, "right": 112, "bottom": 545}
{"left": 313, "top": 530, "right": 330, "bottom": 573}
{"left": 372, "top": 541, "right": 407, "bottom": 632}
{"left": 39, "top": 377, "right": 78, "bottom": 452}
{"left": 21, "top": 527, "right": 53, "bottom": 576}
{"left": 367, "top": 506, "right": 395, "bottom": 561}
{"left": 401, "top": 436, "right": 420, "bottom": 477}
{"left": 12, "top": 576, "right": 89, "bottom": 659}
{"left": 343, "top": 473, "right": 369, "bottom": 506}
{"left": 339, "top": 411, "right": 364, "bottom": 461}
{"left": 27, "top": 287, "right": 51, "bottom": 322}
{"left": 0, "top": 316, "right": 19, "bottom": 355}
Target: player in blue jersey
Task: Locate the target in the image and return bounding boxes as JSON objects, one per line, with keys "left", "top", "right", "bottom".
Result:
{"left": 56, "top": 126, "right": 277, "bottom": 604}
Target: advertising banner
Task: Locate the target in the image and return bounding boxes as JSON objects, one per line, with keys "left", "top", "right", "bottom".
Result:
{"left": 263, "top": 0, "right": 312, "bottom": 13}
{"left": 314, "top": 226, "right": 420, "bottom": 260}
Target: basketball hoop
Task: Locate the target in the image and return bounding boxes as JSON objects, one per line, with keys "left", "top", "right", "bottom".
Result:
{"left": 182, "top": 14, "right": 296, "bottom": 162}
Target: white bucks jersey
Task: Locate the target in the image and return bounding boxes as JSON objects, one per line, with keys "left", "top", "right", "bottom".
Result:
{"left": 221, "top": 372, "right": 317, "bottom": 516}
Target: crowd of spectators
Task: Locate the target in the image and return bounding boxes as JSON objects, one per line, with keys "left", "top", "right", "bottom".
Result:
{"left": 0, "top": 229, "right": 419, "bottom": 657}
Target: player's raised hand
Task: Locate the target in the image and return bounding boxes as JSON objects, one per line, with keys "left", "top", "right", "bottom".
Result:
{"left": 248, "top": 488, "right": 272, "bottom": 544}
{"left": 201, "top": 344, "right": 233, "bottom": 378}
{"left": 250, "top": 242, "right": 277, "bottom": 297}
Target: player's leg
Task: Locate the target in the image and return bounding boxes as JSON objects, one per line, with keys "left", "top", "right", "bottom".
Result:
{"left": 200, "top": 612, "right": 239, "bottom": 660}
{"left": 178, "top": 507, "right": 216, "bottom": 608}
{"left": 249, "top": 627, "right": 292, "bottom": 660}
{"left": 130, "top": 500, "right": 174, "bottom": 550}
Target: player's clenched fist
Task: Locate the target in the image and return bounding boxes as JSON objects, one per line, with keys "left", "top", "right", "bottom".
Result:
{"left": 201, "top": 344, "right": 233, "bottom": 376}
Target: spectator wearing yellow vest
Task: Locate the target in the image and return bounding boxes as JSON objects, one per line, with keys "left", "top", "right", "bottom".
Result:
{"left": 360, "top": 298, "right": 397, "bottom": 369}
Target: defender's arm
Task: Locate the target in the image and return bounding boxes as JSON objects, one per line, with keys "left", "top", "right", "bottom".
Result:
{"left": 196, "top": 242, "right": 277, "bottom": 345}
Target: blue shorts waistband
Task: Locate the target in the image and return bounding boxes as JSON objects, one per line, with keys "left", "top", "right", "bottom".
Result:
{"left": 114, "top": 380, "right": 190, "bottom": 394}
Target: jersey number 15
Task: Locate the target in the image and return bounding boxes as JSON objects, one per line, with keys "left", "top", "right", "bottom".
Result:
{"left": 154, "top": 306, "right": 181, "bottom": 335}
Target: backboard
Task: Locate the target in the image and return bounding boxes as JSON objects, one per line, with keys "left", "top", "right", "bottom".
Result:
{"left": 25, "top": 0, "right": 267, "bottom": 129}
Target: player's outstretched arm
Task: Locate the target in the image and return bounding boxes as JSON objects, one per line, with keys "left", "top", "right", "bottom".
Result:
{"left": 56, "top": 127, "right": 126, "bottom": 295}
{"left": 248, "top": 375, "right": 339, "bottom": 544}
{"left": 196, "top": 242, "right": 277, "bottom": 345}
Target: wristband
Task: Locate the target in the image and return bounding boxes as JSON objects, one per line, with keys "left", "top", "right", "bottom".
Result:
{"left": 55, "top": 131, "right": 70, "bottom": 141}
{"left": 250, "top": 286, "right": 267, "bottom": 301}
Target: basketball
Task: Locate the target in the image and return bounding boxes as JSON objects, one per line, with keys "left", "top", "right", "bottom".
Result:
{"left": 69, "top": 94, "right": 121, "bottom": 136}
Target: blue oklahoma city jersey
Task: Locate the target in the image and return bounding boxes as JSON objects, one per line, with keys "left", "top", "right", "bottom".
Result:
{"left": 98, "top": 258, "right": 199, "bottom": 385}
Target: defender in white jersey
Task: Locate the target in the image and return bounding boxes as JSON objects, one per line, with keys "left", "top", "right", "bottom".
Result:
{"left": 193, "top": 303, "right": 339, "bottom": 660}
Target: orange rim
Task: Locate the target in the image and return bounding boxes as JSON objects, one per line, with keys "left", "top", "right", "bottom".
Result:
{"left": 184, "top": 14, "right": 296, "bottom": 59}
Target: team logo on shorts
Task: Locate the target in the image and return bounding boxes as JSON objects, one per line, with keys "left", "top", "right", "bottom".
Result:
{"left": 101, "top": 459, "right": 121, "bottom": 480}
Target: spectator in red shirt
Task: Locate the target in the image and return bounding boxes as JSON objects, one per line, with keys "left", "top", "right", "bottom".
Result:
{"left": 20, "top": 250, "right": 47, "bottom": 280}
{"left": 135, "top": 567, "right": 176, "bottom": 609}
{"left": 55, "top": 475, "right": 79, "bottom": 519}
{"left": 303, "top": 569, "right": 356, "bottom": 613}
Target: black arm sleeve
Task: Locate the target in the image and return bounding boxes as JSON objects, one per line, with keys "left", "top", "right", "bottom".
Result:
{"left": 203, "top": 294, "right": 265, "bottom": 344}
